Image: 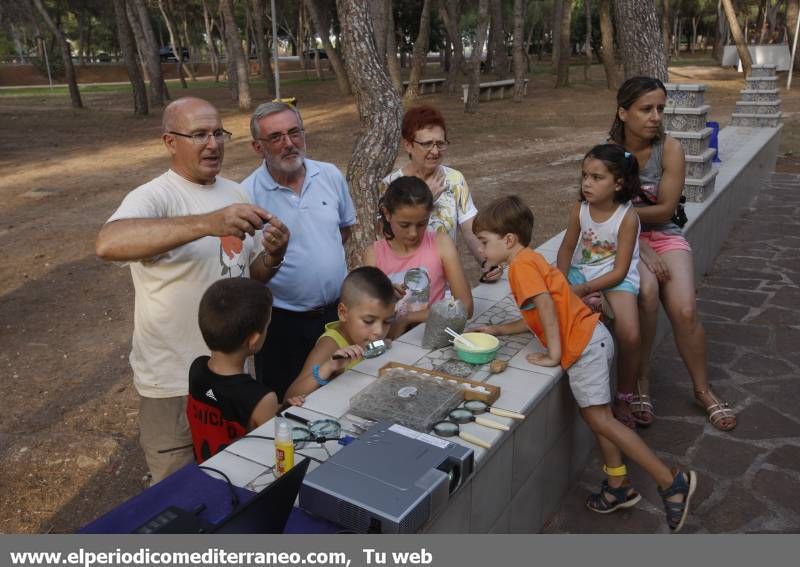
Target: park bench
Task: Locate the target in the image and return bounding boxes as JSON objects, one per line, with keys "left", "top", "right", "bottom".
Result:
{"left": 402, "top": 77, "right": 446, "bottom": 95}
{"left": 461, "top": 78, "right": 529, "bottom": 103}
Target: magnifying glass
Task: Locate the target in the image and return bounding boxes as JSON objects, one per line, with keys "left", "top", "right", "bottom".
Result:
{"left": 447, "top": 407, "right": 510, "bottom": 432}
{"left": 331, "top": 339, "right": 388, "bottom": 360}
{"left": 288, "top": 418, "right": 342, "bottom": 449}
{"left": 431, "top": 416, "right": 492, "bottom": 449}
{"left": 463, "top": 400, "right": 525, "bottom": 421}
{"left": 404, "top": 267, "right": 430, "bottom": 293}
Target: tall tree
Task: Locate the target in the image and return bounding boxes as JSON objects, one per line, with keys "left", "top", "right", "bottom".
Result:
{"left": 583, "top": 0, "right": 592, "bottom": 81}
{"left": 30, "top": 0, "right": 83, "bottom": 108}
{"left": 713, "top": 0, "right": 728, "bottom": 62}
{"left": 721, "top": 0, "right": 752, "bottom": 77}
{"left": 334, "top": 0, "right": 402, "bottom": 268}
{"left": 789, "top": 0, "right": 799, "bottom": 70}
{"left": 129, "top": 0, "right": 169, "bottom": 106}
{"left": 157, "top": 0, "right": 193, "bottom": 87}
{"left": 220, "top": 0, "right": 252, "bottom": 110}
{"left": 369, "top": 0, "right": 389, "bottom": 65}
{"left": 404, "top": 0, "right": 433, "bottom": 102}
{"left": 201, "top": 0, "right": 221, "bottom": 82}
{"left": 555, "top": 0, "right": 574, "bottom": 86}
{"left": 465, "top": 0, "right": 490, "bottom": 113}
{"left": 598, "top": 0, "right": 618, "bottom": 89}
{"left": 662, "top": 0, "right": 671, "bottom": 60}
{"left": 511, "top": 0, "right": 526, "bottom": 101}
{"left": 440, "top": 0, "right": 464, "bottom": 95}
{"left": 113, "top": 0, "right": 148, "bottom": 115}
{"left": 488, "top": 0, "right": 509, "bottom": 76}
{"left": 385, "top": 2, "right": 402, "bottom": 91}
{"left": 250, "top": 0, "right": 276, "bottom": 95}
{"left": 614, "top": 0, "right": 669, "bottom": 81}
{"left": 552, "top": 0, "right": 563, "bottom": 72}
{"left": 305, "top": 0, "right": 352, "bottom": 95}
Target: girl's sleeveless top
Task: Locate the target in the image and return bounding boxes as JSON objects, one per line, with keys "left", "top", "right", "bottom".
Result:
{"left": 632, "top": 139, "right": 682, "bottom": 235}
{"left": 374, "top": 231, "right": 446, "bottom": 312}
{"left": 571, "top": 201, "right": 640, "bottom": 290}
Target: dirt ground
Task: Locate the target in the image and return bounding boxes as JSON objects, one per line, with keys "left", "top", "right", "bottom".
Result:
{"left": 1, "top": 60, "right": 798, "bottom": 534}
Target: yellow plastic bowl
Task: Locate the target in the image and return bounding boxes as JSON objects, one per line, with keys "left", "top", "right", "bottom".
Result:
{"left": 454, "top": 332, "right": 500, "bottom": 364}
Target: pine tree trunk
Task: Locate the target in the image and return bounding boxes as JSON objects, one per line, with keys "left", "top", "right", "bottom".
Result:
{"left": 181, "top": 15, "right": 197, "bottom": 75}
{"left": 663, "top": 0, "right": 671, "bottom": 59}
{"left": 584, "top": 0, "right": 592, "bottom": 82}
{"left": 369, "top": 0, "right": 389, "bottom": 67}
{"left": 113, "top": 0, "right": 148, "bottom": 115}
{"left": 385, "top": 4, "right": 403, "bottom": 91}
{"left": 334, "top": 0, "right": 403, "bottom": 268}
{"left": 759, "top": 0, "right": 770, "bottom": 44}
{"left": 489, "top": 0, "right": 509, "bottom": 77}
{"left": 555, "top": 0, "right": 573, "bottom": 87}
{"left": 404, "top": 0, "right": 433, "bottom": 102}
{"left": 598, "top": 0, "right": 618, "bottom": 89}
{"left": 201, "top": 0, "right": 221, "bottom": 82}
{"left": 157, "top": 0, "right": 190, "bottom": 87}
{"left": 220, "top": 0, "right": 252, "bottom": 110}
{"left": 512, "top": 0, "right": 526, "bottom": 101}
{"left": 31, "top": 0, "right": 83, "bottom": 108}
{"left": 440, "top": 0, "right": 464, "bottom": 95}
{"left": 250, "top": 0, "right": 276, "bottom": 95}
{"left": 552, "top": 0, "right": 563, "bottom": 72}
{"left": 721, "top": 0, "right": 752, "bottom": 77}
{"left": 614, "top": 0, "right": 669, "bottom": 82}
{"left": 789, "top": 0, "right": 799, "bottom": 70}
{"left": 465, "top": 0, "right": 489, "bottom": 113}
{"left": 691, "top": 16, "right": 698, "bottom": 52}
{"left": 713, "top": 0, "right": 727, "bottom": 63}
{"left": 306, "top": 0, "right": 352, "bottom": 95}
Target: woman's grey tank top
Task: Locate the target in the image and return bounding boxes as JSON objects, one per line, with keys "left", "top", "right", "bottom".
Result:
{"left": 633, "top": 139, "right": 682, "bottom": 235}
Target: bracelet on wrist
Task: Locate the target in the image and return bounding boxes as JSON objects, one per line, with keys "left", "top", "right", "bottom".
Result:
{"left": 312, "top": 364, "right": 329, "bottom": 386}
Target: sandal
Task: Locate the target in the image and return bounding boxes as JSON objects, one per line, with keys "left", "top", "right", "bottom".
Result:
{"left": 695, "top": 389, "right": 737, "bottom": 431}
{"left": 612, "top": 392, "right": 638, "bottom": 430}
{"left": 586, "top": 479, "right": 641, "bottom": 514}
{"left": 629, "top": 379, "right": 655, "bottom": 427}
{"left": 658, "top": 470, "right": 697, "bottom": 533}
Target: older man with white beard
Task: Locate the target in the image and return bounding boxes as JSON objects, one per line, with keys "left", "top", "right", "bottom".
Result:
{"left": 242, "top": 101, "right": 356, "bottom": 400}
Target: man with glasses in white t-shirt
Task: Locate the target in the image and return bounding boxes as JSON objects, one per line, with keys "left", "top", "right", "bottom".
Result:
{"left": 96, "top": 97, "right": 290, "bottom": 485}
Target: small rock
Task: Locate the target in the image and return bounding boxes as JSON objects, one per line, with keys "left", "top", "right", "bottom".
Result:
{"left": 76, "top": 455, "right": 99, "bottom": 469}
{"left": 489, "top": 359, "right": 509, "bottom": 374}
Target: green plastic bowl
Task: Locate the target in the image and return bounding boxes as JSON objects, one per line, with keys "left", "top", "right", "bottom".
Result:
{"left": 454, "top": 332, "right": 500, "bottom": 364}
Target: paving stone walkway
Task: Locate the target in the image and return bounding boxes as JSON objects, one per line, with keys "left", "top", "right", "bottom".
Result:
{"left": 543, "top": 172, "right": 800, "bottom": 534}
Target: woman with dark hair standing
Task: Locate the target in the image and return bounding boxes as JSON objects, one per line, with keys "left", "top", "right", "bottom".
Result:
{"left": 609, "top": 76, "right": 736, "bottom": 431}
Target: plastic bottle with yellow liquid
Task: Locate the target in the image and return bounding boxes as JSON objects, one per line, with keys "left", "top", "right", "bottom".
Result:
{"left": 274, "top": 419, "right": 294, "bottom": 476}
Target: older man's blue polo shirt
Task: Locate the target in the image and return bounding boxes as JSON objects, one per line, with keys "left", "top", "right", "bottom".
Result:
{"left": 242, "top": 158, "right": 356, "bottom": 311}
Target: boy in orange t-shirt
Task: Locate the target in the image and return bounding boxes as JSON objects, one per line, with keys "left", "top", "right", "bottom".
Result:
{"left": 472, "top": 196, "right": 697, "bottom": 533}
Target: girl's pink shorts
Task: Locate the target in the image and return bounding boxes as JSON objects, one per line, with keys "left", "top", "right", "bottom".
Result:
{"left": 639, "top": 230, "right": 692, "bottom": 255}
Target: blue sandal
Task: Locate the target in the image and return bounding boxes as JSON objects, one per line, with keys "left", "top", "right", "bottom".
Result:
{"left": 658, "top": 470, "right": 697, "bottom": 533}
{"left": 586, "top": 480, "right": 642, "bottom": 514}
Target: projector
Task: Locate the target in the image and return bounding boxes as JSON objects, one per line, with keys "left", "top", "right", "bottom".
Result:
{"left": 299, "top": 421, "right": 474, "bottom": 533}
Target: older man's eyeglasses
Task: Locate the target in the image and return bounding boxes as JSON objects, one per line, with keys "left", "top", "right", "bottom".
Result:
{"left": 258, "top": 128, "right": 305, "bottom": 146}
{"left": 168, "top": 129, "right": 232, "bottom": 145}
{"left": 412, "top": 139, "right": 449, "bottom": 152}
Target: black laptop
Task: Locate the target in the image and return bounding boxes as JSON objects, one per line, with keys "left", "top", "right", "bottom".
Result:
{"left": 134, "top": 458, "right": 310, "bottom": 534}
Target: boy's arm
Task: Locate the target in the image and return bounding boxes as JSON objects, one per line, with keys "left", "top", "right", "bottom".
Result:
{"left": 572, "top": 211, "right": 639, "bottom": 295}
{"left": 249, "top": 391, "right": 279, "bottom": 429}
{"left": 284, "top": 337, "right": 362, "bottom": 401}
{"left": 527, "top": 292, "right": 561, "bottom": 367}
{"left": 556, "top": 203, "right": 582, "bottom": 278}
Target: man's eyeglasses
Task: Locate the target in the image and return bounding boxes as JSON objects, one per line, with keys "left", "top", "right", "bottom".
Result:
{"left": 257, "top": 128, "right": 305, "bottom": 146}
{"left": 168, "top": 129, "right": 232, "bottom": 145}
{"left": 412, "top": 139, "right": 449, "bottom": 152}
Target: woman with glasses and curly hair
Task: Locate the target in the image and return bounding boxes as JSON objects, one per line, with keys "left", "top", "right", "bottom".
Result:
{"left": 609, "top": 76, "right": 736, "bottom": 432}
{"left": 381, "top": 105, "right": 502, "bottom": 283}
